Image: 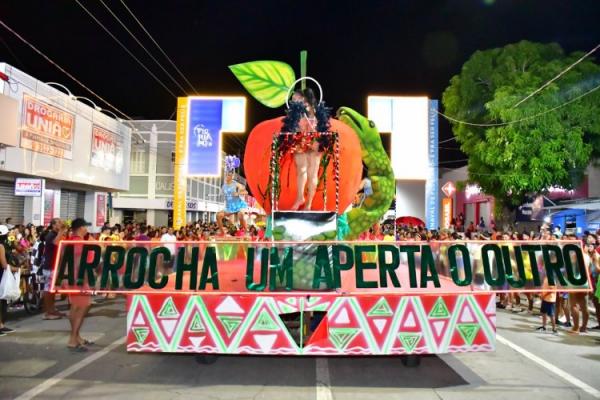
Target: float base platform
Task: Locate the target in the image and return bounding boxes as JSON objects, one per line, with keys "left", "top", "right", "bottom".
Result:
{"left": 126, "top": 293, "right": 496, "bottom": 355}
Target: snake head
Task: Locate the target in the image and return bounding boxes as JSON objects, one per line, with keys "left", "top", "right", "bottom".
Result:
{"left": 337, "top": 107, "right": 379, "bottom": 138}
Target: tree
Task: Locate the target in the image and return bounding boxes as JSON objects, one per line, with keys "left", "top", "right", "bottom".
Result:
{"left": 442, "top": 41, "right": 600, "bottom": 214}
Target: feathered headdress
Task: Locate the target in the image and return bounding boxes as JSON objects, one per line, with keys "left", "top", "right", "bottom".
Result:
{"left": 224, "top": 155, "right": 241, "bottom": 172}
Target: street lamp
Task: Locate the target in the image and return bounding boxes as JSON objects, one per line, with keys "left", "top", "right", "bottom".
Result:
{"left": 71, "top": 95, "right": 102, "bottom": 111}
{"left": 45, "top": 82, "right": 73, "bottom": 97}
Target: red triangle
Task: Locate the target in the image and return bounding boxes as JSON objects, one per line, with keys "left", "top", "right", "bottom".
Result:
{"left": 398, "top": 300, "right": 423, "bottom": 332}
{"left": 420, "top": 295, "right": 458, "bottom": 317}
{"left": 428, "top": 318, "right": 449, "bottom": 343}
{"left": 127, "top": 298, "right": 160, "bottom": 351}
{"left": 235, "top": 303, "right": 298, "bottom": 354}
{"left": 356, "top": 297, "right": 400, "bottom": 346}
{"left": 177, "top": 303, "right": 220, "bottom": 353}
{"left": 390, "top": 299, "right": 426, "bottom": 353}
{"left": 204, "top": 295, "right": 254, "bottom": 348}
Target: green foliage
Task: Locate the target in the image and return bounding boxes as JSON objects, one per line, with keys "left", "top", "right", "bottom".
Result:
{"left": 442, "top": 41, "right": 600, "bottom": 207}
{"left": 229, "top": 61, "right": 296, "bottom": 108}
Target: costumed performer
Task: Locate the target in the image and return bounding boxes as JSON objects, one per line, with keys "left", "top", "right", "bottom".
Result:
{"left": 217, "top": 155, "right": 248, "bottom": 235}
{"left": 282, "top": 87, "right": 331, "bottom": 211}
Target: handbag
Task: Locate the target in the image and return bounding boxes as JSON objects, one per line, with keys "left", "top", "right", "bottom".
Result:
{"left": 0, "top": 268, "right": 21, "bottom": 301}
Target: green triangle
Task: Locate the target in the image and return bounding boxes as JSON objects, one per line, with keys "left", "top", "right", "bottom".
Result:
{"left": 133, "top": 327, "right": 149, "bottom": 344}
{"left": 158, "top": 297, "right": 179, "bottom": 319}
{"left": 188, "top": 313, "right": 205, "bottom": 333}
{"left": 428, "top": 297, "right": 450, "bottom": 319}
{"left": 251, "top": 310, "right": 280, "bottom": 331}
{"left": 218, "top": 315, "right": 243, "bottom": 337}
{"left": 367, "top": 298, "right": 393, "bottom": 317}
{"left": 329, "top": 328, "right": 360, "bottom": 350}
{"left": 457, "top": 323, "right": 480, "bottom": 346}
{"left": 398, "top": 333, "right": 421, "bottom": 353}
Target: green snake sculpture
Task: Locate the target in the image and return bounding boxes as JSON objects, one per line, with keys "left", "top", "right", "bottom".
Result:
{"left": 337, "top": 107, "right": 395, "bottom": 239}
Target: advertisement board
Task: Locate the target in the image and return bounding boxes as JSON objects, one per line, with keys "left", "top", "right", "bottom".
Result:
{"left": 14, "top": 178, "right": 42, "bottom": 196}
{"left": 90, "top": 125, "right": 124, "bottom": 173}
{"left": 96, "top": 193, "right": 106, "bottom": 226}
{"left": 20, "top": 94, "right": 74, "bottom": 159}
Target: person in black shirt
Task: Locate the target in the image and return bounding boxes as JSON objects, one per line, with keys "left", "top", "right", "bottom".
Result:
{"left": 42, "top": 218, "right": 67, "bottom": 320}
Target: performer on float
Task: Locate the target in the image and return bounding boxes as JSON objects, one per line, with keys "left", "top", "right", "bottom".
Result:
{"left": 282, "top": 86, "right": 331, "bottom": 210}
{"left": 216, "top": 156, "right": 248, "bottom": 234}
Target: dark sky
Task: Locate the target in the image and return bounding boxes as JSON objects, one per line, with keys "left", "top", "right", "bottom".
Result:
{"left": 2, "top": 0, "right": 599, "bottom": 167}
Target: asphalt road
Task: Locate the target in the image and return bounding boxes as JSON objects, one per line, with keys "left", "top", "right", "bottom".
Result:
{"left": 0, "top": 297, "right": 599, "bottom": 400}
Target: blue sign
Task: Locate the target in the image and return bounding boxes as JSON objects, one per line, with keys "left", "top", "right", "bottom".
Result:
{"left": 425, "top": 100, "right": 439, "bottom": 230}
{"left": 187, "top": 99, "right": 223, "bottom": 176}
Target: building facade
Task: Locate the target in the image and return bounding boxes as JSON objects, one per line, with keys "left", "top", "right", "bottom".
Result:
{"left": 0, "top": 63, "right": 131, "bottom": 231}
{"left": 111, "top": 120, "right": 227, "bottom": 226}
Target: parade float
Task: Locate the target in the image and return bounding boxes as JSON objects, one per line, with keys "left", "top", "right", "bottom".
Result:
{"left": 50, "top": 56, "right": 591, "bottom": 365}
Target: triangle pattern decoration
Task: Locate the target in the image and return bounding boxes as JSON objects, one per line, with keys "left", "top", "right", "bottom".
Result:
{"left": 457, "top": 323, "right": 480, "bottom": 346}
{"left": 398, "top": 332, "right": 422, "bottom": 353}
{"left": 133, "top": 327, "right": 149, "bottom": 345}
{"left": 218, "top": 315, "right": 243, "bottom": 337}
{"left": 367, "top": 297, "right": 393, "bottom": 317}
{"left": 329, "top": 328, "right": 360, "bottom": 351}
{"left": 428, "top": 297, "right": 450, "bottom": 319}
{"left": 158, "top": 297, "right": 180, "bottom": 319}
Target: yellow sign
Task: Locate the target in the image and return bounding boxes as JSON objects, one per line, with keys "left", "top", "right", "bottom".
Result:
{"left": 173, "top": 96, "right": 246, "bottom": 229}
{"left": 173, "top": 97, "right": 188, "bottom": 229}
{"left": 442, "top": 197, "right": 453, "bottom": 229}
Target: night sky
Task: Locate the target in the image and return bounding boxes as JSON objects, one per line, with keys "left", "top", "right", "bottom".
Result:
{"left": 2, "top": 0, "right": 599, "bottom": 168}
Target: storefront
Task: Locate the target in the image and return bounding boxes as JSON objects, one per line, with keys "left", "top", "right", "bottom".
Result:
{"left": 0, "top": 63, "right": 131, "bottom": 230}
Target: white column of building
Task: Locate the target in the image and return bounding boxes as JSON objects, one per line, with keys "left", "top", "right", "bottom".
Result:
{"left": 146, "top": 124, "right": 159, "bottom": 226}
{"left": 22, "top": 179, "right": 43, "bottom": 225}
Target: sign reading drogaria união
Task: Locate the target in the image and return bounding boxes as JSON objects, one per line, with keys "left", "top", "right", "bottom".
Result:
{"left": 51, "top": 241, "right": 590, "bottom": 294}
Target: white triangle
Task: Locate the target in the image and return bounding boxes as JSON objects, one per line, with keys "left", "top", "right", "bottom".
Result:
{"left": 190, "top": 336, "right": 205, "bottom": 348}
{"left": 489, "top": 316, "right": 496, "bottom": 327}
{"left": 486, "top": 296, "right": 496, "bottom": 314}
{"left": 160, "top": 319, "right": 178, "bottom": 337}
{"left": 133, "top": 312, "right": 145, "bottom": 325}
{"left": 432, "top": 320, "right": 446, "bottom": 337}
{"left": 460, "top": 306, "right": 475, "bottom": 323}
{"left": 334, "top": 308, "right": 350, "bottom": 324}
{"left": 404, "top": 312, "right": 416, "bottom": 328}
{"left": 373, "top": 318, "right": 387, "bottom": 333}
{"left": 254, "top": 334, "right": 277, "bottom": 352}
{"left": 215, "top": 296, "right": 244, "bottom": 314}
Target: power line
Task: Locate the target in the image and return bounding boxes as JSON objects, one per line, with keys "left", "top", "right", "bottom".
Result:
{"left": 512, "top": 43, "right": 600, "bottom": 108}
{"left": 97, "top": 0, "right": 188, "bottom": 94}
{"left": 0, "top": 18, "right": 130, "bottom": 120}
{"left": 74, "top": 0, "right": 177, "bottom": 98}
{"left": 437, "top": 80, "right": 600, "bottom": 135}
{"left": 118, "top": 0, "right": 199, "bottom": 93}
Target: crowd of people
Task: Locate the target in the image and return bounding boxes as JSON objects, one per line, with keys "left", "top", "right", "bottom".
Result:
{"left": 0, "top": 214, "right": 599, "bottom": 350}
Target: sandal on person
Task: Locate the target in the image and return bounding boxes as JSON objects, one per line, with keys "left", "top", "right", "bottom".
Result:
{"left": 81, "top": 339, "right": 95, "bottom": 345}
{"left": 43, "top": 314, "right": 61, "bottom": 320}
{"left": 68, "top": 344, "right": 88, "bottom": 352}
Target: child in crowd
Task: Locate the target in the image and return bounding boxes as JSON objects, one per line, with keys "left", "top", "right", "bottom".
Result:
{"left": 536, "top": 277, "right": 557, "bottom": 334}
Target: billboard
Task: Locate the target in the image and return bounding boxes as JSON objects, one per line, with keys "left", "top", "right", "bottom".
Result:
{"left": 20, "top": 94, "right": 75, "bottom": 159}
{"left": 14, "top": 178, "right": 42, "bottom": 196}
{"left": 185, "top": 97, "right": 246, "bottom": 176}
{"left": 90, "top": 125, "right": 124, "bottom": 173}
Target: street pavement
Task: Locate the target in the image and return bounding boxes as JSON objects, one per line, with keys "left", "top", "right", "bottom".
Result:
{"left": 0, "top": 297, "right": 599, "bottom": 400}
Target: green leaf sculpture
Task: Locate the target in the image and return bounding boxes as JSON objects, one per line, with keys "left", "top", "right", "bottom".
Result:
{"left": 229, "top": 61, "right": 296, "bottom": 108}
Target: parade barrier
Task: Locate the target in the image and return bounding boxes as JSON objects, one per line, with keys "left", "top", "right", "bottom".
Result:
{"left": 49, "top": 240, "right": 590, "bottom": 356}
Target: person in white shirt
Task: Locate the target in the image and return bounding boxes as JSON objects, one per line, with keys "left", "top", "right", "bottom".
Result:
{"left": 160, "top": 227, "right": 177, "bottom": 271}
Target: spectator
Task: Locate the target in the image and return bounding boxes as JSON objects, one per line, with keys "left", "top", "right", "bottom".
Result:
{"left": 536, "top": 277, "right": 557, "bottom": 334}
{"left": 66, "top": 218, "right": 93, "bottom": 351}
{"left": 41, "top": 218, "right": 68, "bottom": 320}
{"left": 0, "top": 225, "right": 13, "bottom": 335}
